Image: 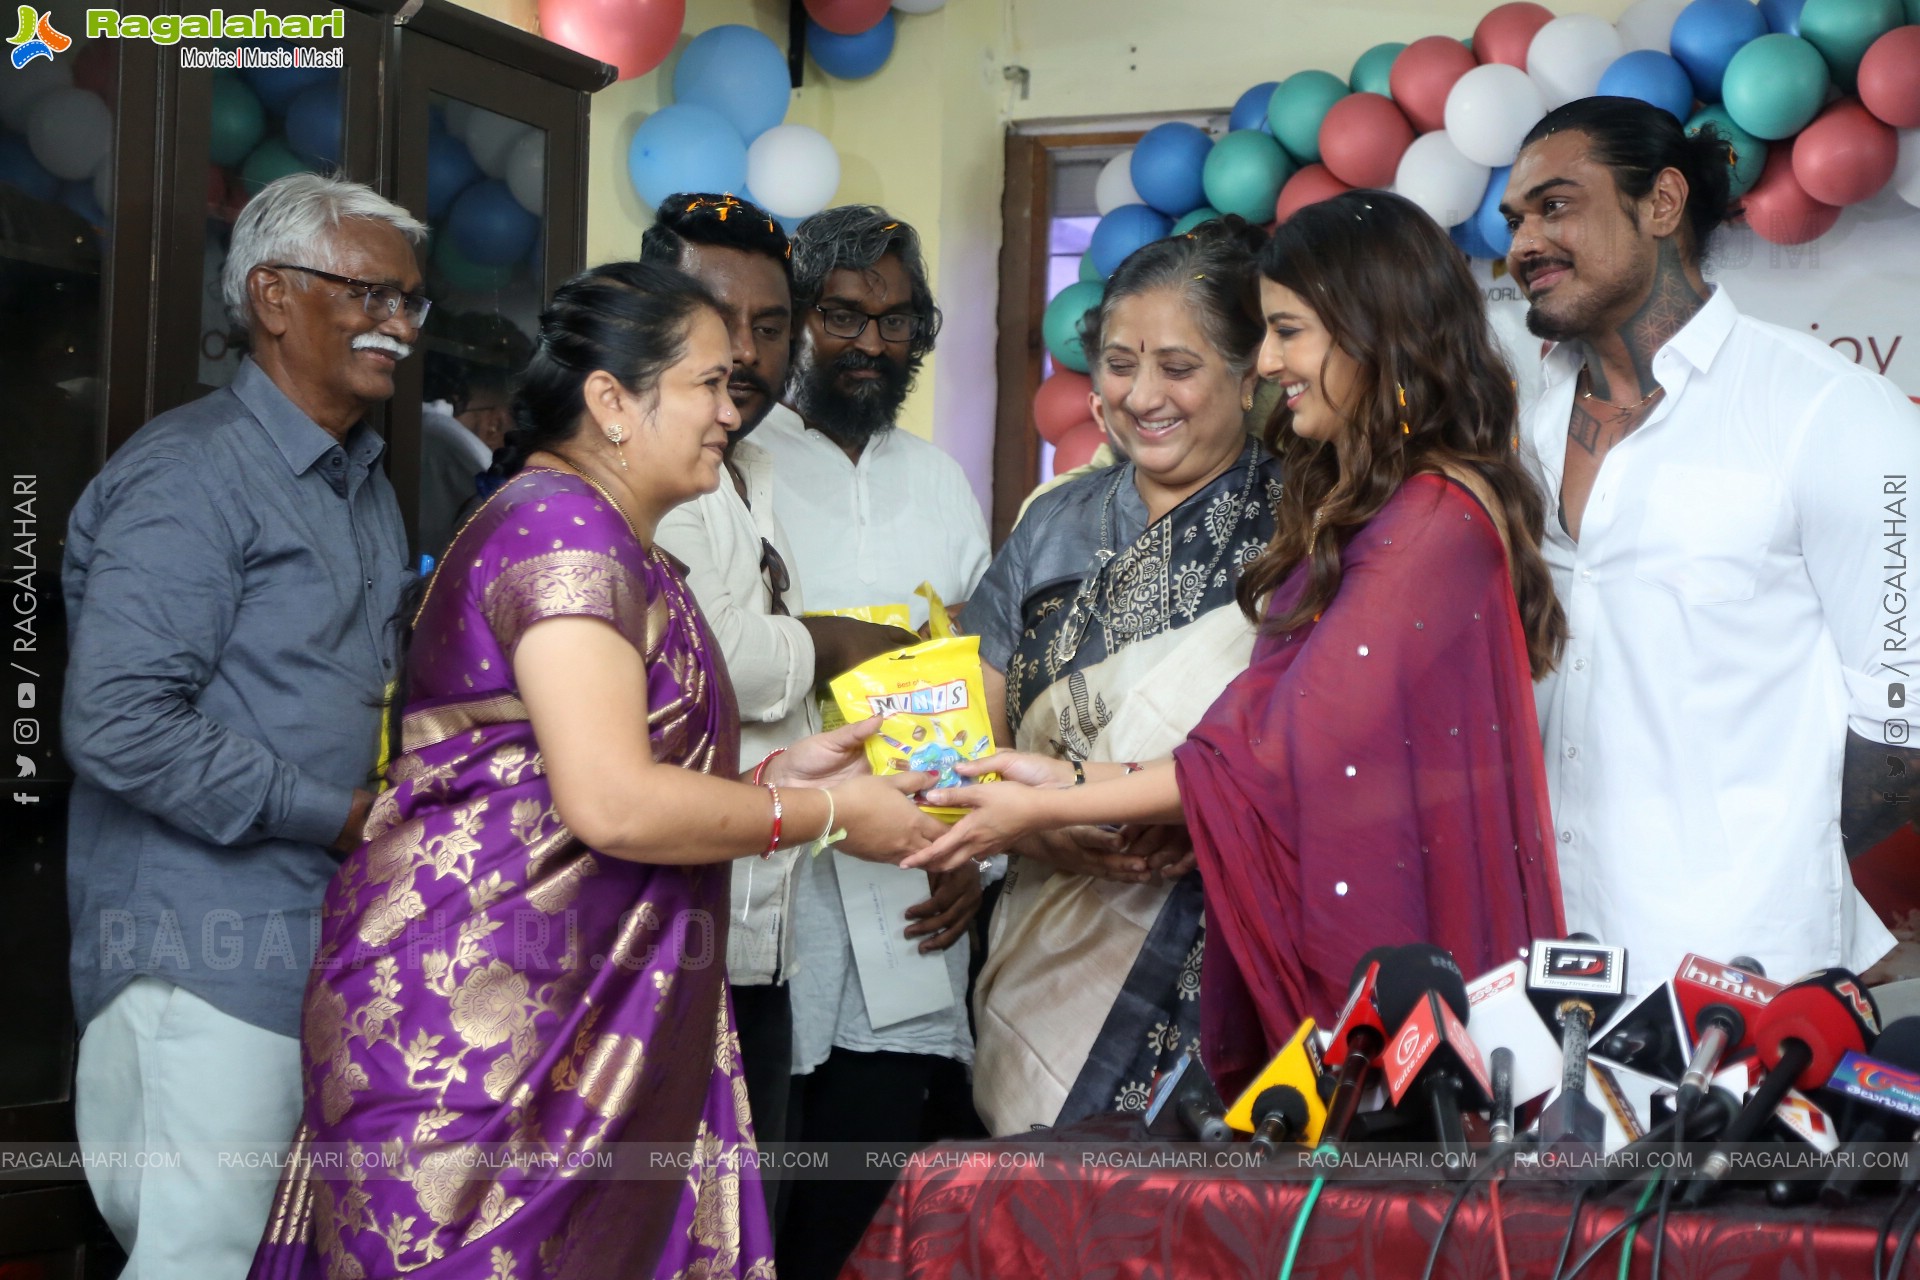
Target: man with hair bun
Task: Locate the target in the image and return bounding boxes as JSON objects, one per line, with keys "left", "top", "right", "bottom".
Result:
{"left": 1500, "top": 96, "right": 1920, "bottom": 993}
{"left": 62, "top": 173, "right": 425, "bottom": 1276}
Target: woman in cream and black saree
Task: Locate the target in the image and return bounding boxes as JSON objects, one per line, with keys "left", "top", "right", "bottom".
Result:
{"left": 248, "top": 263, "right": 941, "bottom": 1280}
{"left": 963, "top": 221, "right": 1282, "bottom": 1135}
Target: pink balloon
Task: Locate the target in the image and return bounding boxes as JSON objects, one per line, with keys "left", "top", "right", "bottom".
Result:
{"left": 1792, "top": 99, "right": 1898, "bottom": 206}
{"left": 1859, "top": 26, "right": 1920, "bottom": 129}
{"left": 1050, "top": 420, "right": 1109, "bottom": 476}
{"left": 1033, "top": 370, "right": 1095, "bottom": 445}
{"left": 1474, "top": 2, "right": 1555, "bottom": 68}
{"left": 1391, "top": 36, "right": 1480, "bottom": 134}
{"left": 539, "top": 0, "right": 683, "bottom": 81}
{"left": 1743, "top": 142, "right": 1841, "bottom": 244}
{"left": 1274, "top": 163, "right": 1355, "bottom": 224}
{"left": 804, "top": 0, "right": 890, "bottom": 36}
{"left": 1320, "top": 93, "right": 1416, "bottom": 188}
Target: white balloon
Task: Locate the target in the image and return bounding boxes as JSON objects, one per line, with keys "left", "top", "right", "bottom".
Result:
{"left": 1895, "top": 129, "right": 1920, "bottom": 209}
{"left": 505, "top": 130, "right": 544, "bottom": 214}
{"left": 746, "top": 124, "right": 841, "bottom": 219}
{"left": 464, "top": 113, "right": 533, "bottom": 180}
{"left": 1094, "top": 150, "right": 1142, "bottom": 216}
{"left": 1394, "top": 131, "right": 1492, "bottom": 228}
{"left": 1445, "top": 64, "right": 1545, "bottom": 169}
{"left": 892, "top": 0, "right": 945, "bottom": 11}
{"left": 1528, "top": 14, "right": 1625, "bottom": 110}
{"left": 1615, "top": 0, "right": 1688, "bottom": 54}
{"left": 28, "top": 88, "right": 113, "bottom": 182}
{"left": 0, "top": 57, "right": 72, "bottom": 133}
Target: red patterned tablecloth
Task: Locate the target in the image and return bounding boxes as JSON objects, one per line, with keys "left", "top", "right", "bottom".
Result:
{"left": 844, "top": 1121, "right": 1892, "bottom": 1279}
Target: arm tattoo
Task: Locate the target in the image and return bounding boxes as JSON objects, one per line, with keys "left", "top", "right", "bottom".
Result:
{"left": 1841, "top": 731, "right": 1920, "bottom": 857}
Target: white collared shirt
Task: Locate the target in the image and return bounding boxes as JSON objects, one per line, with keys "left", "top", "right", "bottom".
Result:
{"left": 1523, "top": 288, "right": 1917, "bottom": 993}
{"left": 655, "top": 437, "right": 820, "bottom": 985}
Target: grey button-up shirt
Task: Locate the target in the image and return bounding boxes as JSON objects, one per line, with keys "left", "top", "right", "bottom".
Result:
{"left": 63, "top": 359, "right": 410, "bottom": 1037}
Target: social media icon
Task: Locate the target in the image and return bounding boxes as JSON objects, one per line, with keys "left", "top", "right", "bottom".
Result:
{"left": 13, "top": 793, "right": 38, "bottom": 805}
{"left": 1892, "top": 683, "right": 1907, "bottom": 709}
{"left": 1890, "top": 719, "right": 1911, "bottom": 746}
{"left": 15, "top": 755, "right": 34, "bottom": 778}
{"left": 11, "top": 720, "right": 37, "bottom": 745}
{"left": 16, "top": 683, "right": 32, "bottom": 710}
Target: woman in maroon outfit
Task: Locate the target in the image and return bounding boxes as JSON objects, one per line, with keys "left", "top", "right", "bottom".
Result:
{"left": 909, "top": 191, "right": 1568, "bottom": 1093}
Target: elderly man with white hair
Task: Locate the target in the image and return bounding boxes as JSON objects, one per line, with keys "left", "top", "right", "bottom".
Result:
{"left": 61, "top": 173, "right": 427, "bottom": 1278}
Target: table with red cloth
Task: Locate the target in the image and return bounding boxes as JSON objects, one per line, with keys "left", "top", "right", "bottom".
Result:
{"left": 843, "top": 1116, "right": 1895, "bottom": 1279}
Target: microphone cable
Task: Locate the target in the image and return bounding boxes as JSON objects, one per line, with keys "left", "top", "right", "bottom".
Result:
{"left": 1548, "top": 1185, "right": 1590, "bottom": 1280}
{"left": 1418, "top": 1148, "right": 1513, "bottom": 1280}
{"left": 1876, "top": 1184, "right": 1916, "bottom": 1280}
{"left": 1613, "top": 1174, "right": 1661, "bottom": 1280}
{"left": 1557, "top": 1202, "right": 1666, "bottom": 1280}
{"left": 1277, "top": 1145, "right": 1336, "bottom": 1280}
{"left": 1488, "top": 1170, "right": 1514, "bottom": 1280}
{"left": 1888, "top": 1192, "right": 1920, "bottom": 1280}
{"left": 1646, "top": 1104, "right": 1683, "bottom": 1280}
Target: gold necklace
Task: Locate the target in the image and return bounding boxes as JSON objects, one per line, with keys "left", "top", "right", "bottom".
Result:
{"left": 1579, "top": 367, "right": 1664, "bottom": 413}
{"left": 534, "top": 455, "right": 646, "bottom": 547}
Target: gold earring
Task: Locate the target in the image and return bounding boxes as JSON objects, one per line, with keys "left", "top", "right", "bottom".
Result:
{"left": 606, "top": 425, "right": 629, "bottom": 469}
{"left": 1397, "top": 382, "right": 1409, "bottom": 434}
{"left": 1241, "top": 389, "right": 1255, "bottom": 413}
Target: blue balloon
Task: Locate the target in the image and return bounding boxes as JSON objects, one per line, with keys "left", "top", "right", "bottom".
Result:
{"left": 60, "top": 179, "right": 105, "bottom": 228}
{"left": 448, "top": 179, "right": 540, "bottom": 267}
{"left": 1669, "top": 0, "right": 1769, "bottom": 100}
{"left": 427, "top": 130, "right": 481, "bottom": 220}
{"left": 1597, "top": 50, "right": 1697, "bottom": 121}
{"left": 1473, "top": 165, "right": 1513, "bottom": 259}
{"left": 673, "top": 24, "right": 791, "bottom": 142}
{"left": 626, "top": 104, "right": 748, "bottom": 209}
{"left": 1450, "top": 216, "right": 1499, "bottom": 261}
{"left": 1230, "top": 82, "right": 1278, "bottom": 133}
{"left": 0, "top": 134, "right": 59, "bottom": 202}
{"left": 808, "top": 14, "right": 895, "bottom": 80}
{"left": 1759, "top": 0, "right": 1804, "bottom": 35}
{"left": 1130, "top": 122, "right": 1213, "bottom": 216}
{"left": 285, "top": 83, "right": 342, "bottom": 167}
{"left": 240, "top": 56, "right": 335, "bottom": 115}
{"left": 1089, "top": 203, "right": 1173, "bottom": 278}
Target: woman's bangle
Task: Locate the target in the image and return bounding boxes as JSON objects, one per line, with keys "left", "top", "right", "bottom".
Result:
{"left": 1122, "top": 761, "right": 1144, "bottom": 775}
{"left": 762, "top": 785, "right": 783, "bottom": 859}
{"left": 1069, "top": 759, "right": 1087, "bottom": 786}
{"left": 752, "top": 748, "right": 787, "bottom": 785}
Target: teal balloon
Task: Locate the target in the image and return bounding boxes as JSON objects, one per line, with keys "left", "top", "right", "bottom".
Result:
{"left": 1201, "top": 129, "right": 1294, "bottom": 222}
{"left": 1042, "top": 281, "right": 1104, "bottom": 374}
{"left": 1171, "top": 207, "right": 1222, "bottom": 235}
{"left": 1267, "top": 70, "right": 1347, "bottom": 164}
{"left": 1797, "top": 0, "right": 1902, "bottom": 89}
{"left": 1686, "top": 104, "right": 1767, "bottom": 197}
{"left": 1350, "top": 42, "right": 1406, "bottom": 96}
{"left": 239, "top": 138, "right": 309, "bottom": 194}
{"left": 433, "top": 234, "right": 515, "bottom": 293}
{"left": 1078, "top": 250, "right": 1102, "bottom": 283}
{"left": 1721, "top": 34, "right": 1829, "bottom": 139}
{"left": 210, "top": 73, "right": 266, "bottom": 169}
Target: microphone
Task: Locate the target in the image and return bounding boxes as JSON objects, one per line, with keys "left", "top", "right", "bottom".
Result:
{"left": 1465, "top": 958, "right": 1566, "bottom": 1110}
{"left": 1379, "top": 945, "right": 1489, "bottom": 1167}
{"left": 1819, "top": 1016, "right": 1920, "bottom": 1205}
{"left": 1673, "top": 952, "right": 1783, "bottom": 1106}
{"left": 1250, "top": 1085, "right": 1311, "bottom": 1159}
{"left": 1527, "top": 937, "right": 1628, "bottom": 1158}
{"left": 1319, "top": 946, "right": 1400, "bottom": 1142}
{"left": 1224, "top": 1018, "right": 1330, "bottom": 1146}
{"left": 1685, "top": 967, "right": 1881, "bottom": 1205}
{"left": 1488, "top": 1047, "right": 1516, "bottom": 1151}
{"left": 1143, "top": 1050, "right": 1231, "bottom": 1142}
{"left": 1585, "top": 1085, "right": 1740, "bottom": 1196}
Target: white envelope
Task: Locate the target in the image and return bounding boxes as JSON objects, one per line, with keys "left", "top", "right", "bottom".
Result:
{"left": 832, "top": 852, "right": 954, "bottom": 1030}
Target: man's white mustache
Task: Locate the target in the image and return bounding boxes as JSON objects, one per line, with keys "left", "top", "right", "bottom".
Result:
{"left": 352, "top": 335, "right": 413, "bottom": 359}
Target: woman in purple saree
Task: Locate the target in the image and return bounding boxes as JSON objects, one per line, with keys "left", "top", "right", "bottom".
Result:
{"left": 251, "top": 263, "right": 939, "bottom": 1280}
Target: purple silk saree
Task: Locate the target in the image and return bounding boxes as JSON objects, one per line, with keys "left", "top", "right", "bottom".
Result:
{"left": 250, "top": 468, "right": 773, "bottom": 1280}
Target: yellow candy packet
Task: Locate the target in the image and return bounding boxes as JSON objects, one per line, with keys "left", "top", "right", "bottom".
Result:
{"left": 829, "top": 632, "right": 999, "bottom": 823}
{"left": 808, "top": 584, "right": 957, "bottom": 730}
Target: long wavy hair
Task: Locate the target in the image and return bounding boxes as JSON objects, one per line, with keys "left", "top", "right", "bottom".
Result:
{"left": 1234, "top": 190, "right": 1566, "bottom": 678}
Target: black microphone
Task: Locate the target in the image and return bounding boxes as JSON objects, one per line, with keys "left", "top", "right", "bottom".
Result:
{"left": 1527, "top": 937, "right": 1628, "bottom": 1159}
{"left": 1250, "top": 1085, "right": 1311, "bottom": 1159}
{"left": 1378, "top": 944, "right": 1488, "bottom": 1169}
{"left": 1489, "top": 1046, "right": 1516, "bottom": 1152}
{"left": 1320, "top": 945, "right": 1401, "bottom": 1143}
{"left": 1587, "top": 1086, "right": 1739, "bottom": 1197}
{"left": 1143, "top": 1050, "right": 1231, "bottom": 1142}
{"left": 1820, "top": 1015, "right": 1920, "bottom": 1205}
{"left": 1677, "top": 1003, "right": 1746, "bottom": 1114}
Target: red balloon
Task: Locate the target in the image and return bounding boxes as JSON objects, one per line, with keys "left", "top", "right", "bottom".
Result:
{"left": 1032, "top": 370, "right": 1095, "bottom": 445}
{"left": 1473, "top": 2, "right": 1555, "bottom": 68}
{"left": 1274, "top": 163, "right": 1355, "bottom": 223}
{"left": 1743, "top": 143, "right": 1841, "bottom": 245}
{"left": 1050, "top": 420, "right": 1109, "bottom": 476}
{"left": 1859, "top": 26, "right": 1920, "bottom": 129}
{"left": 1792, "top": 99, "right": 1898, "bottom": 206}
{"left": 1390, "top": 36, "right": 1479, "bottom": 134}
{"left": 539, "top": 0, "right": 683, "bottom": 81}
{"left": 1319, "top": 93, "right": 1415, "bottom": 188}
{"left": 804, "top": 0, "right": 890, "bottom": 36}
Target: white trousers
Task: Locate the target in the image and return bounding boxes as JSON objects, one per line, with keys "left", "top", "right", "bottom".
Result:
{"left": 75, "top": 977, "right": 302, "bottom": 1280}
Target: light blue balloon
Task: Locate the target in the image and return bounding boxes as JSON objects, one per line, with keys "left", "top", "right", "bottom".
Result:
{"left": 449, "top": 179, "right": 540, "bottom": 267}
{"left": 1129, "top": 122, "right": 1212, "bottom": 216}
{"left": 1078, "top": 249, "right": 1103, "bottom": 282}
{"left": 627, "top": 104, "right": 748, "bottom": 209}
{"left": 672, "top": 25, "right": 791, "bottom": 142}
{"left": 1474, "top": 165, "right": 1513, "bottom": 259}
{"left": 1597, "top": 50, "right": 1697, "bottom": 121}
{"left": 1090, "top": 204, "right": 1173, "bottom": 277}
{"left": 1450, "top": 217, "right": 1498, "bottom": 261}
{"left": 1669, "top": 0, "right": 1769, "bottom": 100}
{"left": 1350, "top": 42, "right": 1406, "bottom": 97}
{"left": 1230, "top": 82, "right": 1278, "bottom": 133}
{"left": 1267, "top": 69, "right": 1348, "bottom": 165}
{"left": 808, "top": 14, "right": 895, "bottom": 80}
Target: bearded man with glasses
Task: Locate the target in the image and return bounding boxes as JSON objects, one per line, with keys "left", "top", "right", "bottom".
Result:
{"left": 61, "top": 173, "right": 424, "bottom": 1278}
